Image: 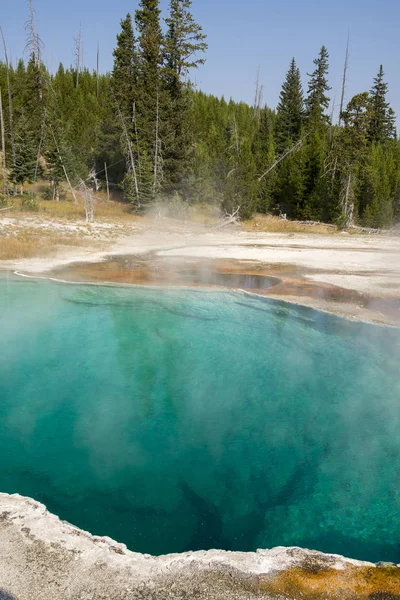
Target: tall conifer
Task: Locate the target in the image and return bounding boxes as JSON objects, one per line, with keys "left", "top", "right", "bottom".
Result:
{"left": 275, "top": 58, "right": 305, "bottom": 153}
{"left": 163, "top": 0, "right": 207, "bottom": 192}
{"left": 306, "top": 46, "right": 331, "bottom": 121}
{"left": 368, "top": 65, "right": 396, "bottom": 142}
{"left": 111, "top": 14, "right": 137, "bottom": 120}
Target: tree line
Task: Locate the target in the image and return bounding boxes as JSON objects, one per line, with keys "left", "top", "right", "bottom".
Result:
{"left": 0, "top": 0, "right": 399, "bottom": 228}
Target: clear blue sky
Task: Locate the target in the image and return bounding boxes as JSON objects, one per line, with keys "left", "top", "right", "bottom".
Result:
{"left": 1, "top": 0, "right": 399, "bottom": 122}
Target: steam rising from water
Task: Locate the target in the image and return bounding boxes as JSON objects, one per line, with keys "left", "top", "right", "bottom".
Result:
{"left": 0, "top": 273, "right": 399, "bottom": 561}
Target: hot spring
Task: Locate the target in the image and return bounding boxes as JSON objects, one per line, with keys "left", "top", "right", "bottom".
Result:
{"left": 1, "top": 273, "right": 399, "bottom": 562}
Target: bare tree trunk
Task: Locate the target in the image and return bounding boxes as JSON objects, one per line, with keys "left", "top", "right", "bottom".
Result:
{"left": 79, "top": 179, "right": 94, "bottom": 223}
{"left": 343, "top": 172, "right": 350, "bottom": 214}
{"left": 132, "top": 102, "right": 141, "bottom": 179}
{"left": 74, "top": 23, "right": 82, "bottom": 88}
{"left": 0, "top": 27, "right": 16, "bottom": 180}
{"left": 153, "top": 89, "right": 163, "bottom": 196}
{"left": 116, "top": 101, "right": 140, "bottom": 205}
{"left": 33, "top": 109, "right": 47, "bottom": 193}
{"left": 331, "top": 156, "right": 338, "bottom": 188}
{"left": 104, "top": 162, "right": 110, "bottom": 201}
{"left": 338, "top": 33, "right": 350, "bottom": 126}
{"left": 28, "top": 0, "right": 40, "bottom": 68}
{"left": 0, "top": 89, "right": 8, "bottom": 196}
{"left": 233, "top": 112, "right": 239, "bottom": 155}
{"left": 258, "top": 132, "right": 311, "bottom": 182}
{"left": 253, "top": 68, "right": 263, "bottom": 119}
{"left": 49, "top": 125, "right": 79, "bottom": 204}
{"left": 26, "top": 0, "right": 43, "bottom": 102}
{"left": 342, "top": 171, "right": 354, "bottom": 229}
{"left": 96, "top": 41, "right": 100, "bottom": 99}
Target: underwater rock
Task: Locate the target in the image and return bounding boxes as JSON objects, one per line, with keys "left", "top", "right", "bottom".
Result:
{"left": 1, "top": 493, "right": 399, "bottom": 600}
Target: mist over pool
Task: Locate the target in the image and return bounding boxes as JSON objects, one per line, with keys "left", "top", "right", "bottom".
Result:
{"left": 0, "top": 273, "right": 399, "bottom": 562}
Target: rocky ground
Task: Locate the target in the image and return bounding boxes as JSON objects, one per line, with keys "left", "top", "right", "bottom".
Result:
{"left": 1, "top": 494, "right": 399, "bottom": 600}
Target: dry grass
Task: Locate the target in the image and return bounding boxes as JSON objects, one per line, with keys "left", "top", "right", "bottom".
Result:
{"left": 0, "top": 229, "right": 102, "bottom": 261}
{"left": 3, "top": 181, "right": 137, "bottom": 223}
{"left": 8, "top": 196, "right": 136, "bottom": 222}
{"left": 243, "top": 213, "right": 338, "bottom": 234}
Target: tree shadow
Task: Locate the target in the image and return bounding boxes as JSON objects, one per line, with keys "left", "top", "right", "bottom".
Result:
{"left": 0, "top": 590, "right": 16, "bottom": 600}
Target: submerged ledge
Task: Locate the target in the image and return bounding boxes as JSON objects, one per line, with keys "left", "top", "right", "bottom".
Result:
{"left": 0, "top": 493, "right": 399, "bottom": 600}
{"left": 35, "top": 254, "right": 400, "bottom": 327}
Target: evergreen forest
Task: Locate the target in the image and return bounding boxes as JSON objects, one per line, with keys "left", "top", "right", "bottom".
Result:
{"left": 0, "top": 0, "right": 399, "bottom": 229}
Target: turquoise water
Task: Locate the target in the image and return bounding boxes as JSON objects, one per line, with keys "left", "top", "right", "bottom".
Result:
{"left": 0, "top": 274, "right": 400, "bottom": 561}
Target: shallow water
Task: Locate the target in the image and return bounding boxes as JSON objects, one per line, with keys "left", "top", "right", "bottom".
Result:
{"left": 1, "top": 273, "right": 400, "bottom": 561}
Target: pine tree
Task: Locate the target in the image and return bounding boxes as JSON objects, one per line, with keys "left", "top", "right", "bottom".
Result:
{"left": 331, "top": 93, "right": 371, "bottom": 227}
{"left": 302, "top": 47, "right": 331, "bottom": 219}
{"left": 45, "top": 143, "right": 64, "bottom": 200}
{"left": 368, "top": 65, "right": 395, "bottom": 142}
{"left": 360, "top": 143, "right": 395, "bottom": 227}
{"left": 306, "top": 46, "right": 331, "bottom": 122}
{"left": 164, "top": 0, "right": 207, "bottom": 80}
{"left": 111, "top": 14, "right": 137, "bottom": 120}
{"left": 162, "top": 0, "right": 207, "bottom": 193}
{"left": 255, "top": 107, "right": 276, "bottom": 213}
{"left": 135, "top": 0, "right": 164, "bottom": 206}
{"left": 275, "top": 58, "right": 305, "bottom": 153}
{"left": 11, "top": 123, "right": 37, "bottom": 191}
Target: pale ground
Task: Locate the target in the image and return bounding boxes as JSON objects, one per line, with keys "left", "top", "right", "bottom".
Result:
{"left": 0, "top": 493, "right": 383, "bottom": 600}
{"left": 1, "top": 214, "right": 400, "bottom": 324}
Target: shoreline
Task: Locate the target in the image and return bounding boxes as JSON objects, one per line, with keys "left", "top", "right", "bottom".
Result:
{"left": 1, "top": 218, "right": 400, "bottom": 326}
{"left": 1, "top": 492, "right": 399, "bottom": 600}
{"left": 5, "top": 267, "right": 400, "bottom": 329}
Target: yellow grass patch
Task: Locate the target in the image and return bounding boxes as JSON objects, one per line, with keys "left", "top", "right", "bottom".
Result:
{"left": 0, "top": 230, "right": 103, "bottom": 261}
{"left": 8, "top": 197, "right": 135, "bottom": 222}
{"left": 244, "top": 213, "right": 338, "bottom": 234}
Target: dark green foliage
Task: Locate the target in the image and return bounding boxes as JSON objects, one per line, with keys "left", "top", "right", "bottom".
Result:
{"left": 306, "top": 46, "right": 331, "bottom": 121}
{"left": 111, "top": 14, "right": 137, "bottom": 121}
{"left": 368, "top": 65, "right": 396, "bottom": 142}
{"left": 275, "top": 58, "right": 305, "bottom": 153}
{"left": 254, "top": 108, "right": 276, "bottom": 213}
{"left": 162, "top": 0, "right": 208, "bottom": 194}
{"left": 0, "top": 7, "right": 399, "bottom": 229}
{"left": 164, "top": 0, "right": 207, "bottom": 80}
{"left": 11, "top": 123, "right": 37, "bottom": 188}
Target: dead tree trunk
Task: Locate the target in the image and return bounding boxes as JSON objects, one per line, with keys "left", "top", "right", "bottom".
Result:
{"left": 253, "top": 68, "right": 263, "bottom": 119}
{"left": 132, "top": 102, "right": 142, "bottom": 179}
{"left": 28, "top": 0, "right": 40, "bottom": 68}
{"left": 33, "top": 109, "right": 47, "bottom": 193}
{"left": 96, "top": 42, "right": 100, "bottom": 99}
{"left": 233, "top": 112, "right": 239, "bottom": 155}
{"left": 0, "top": 89, "right": 8, "bottom": 196}
{"left": 116, "top": 101, "right": 140, "bottom": 206}
{"left": 74, "top": 23, "right": 82, "bottom": 88}
{"left": 258, "top": 132, "right": 311, "bottom": 182}
{"left": 338, "top": 33, "right": 350, "bottom": 126}
{"left": 79, "top": 179, "right": 94, "bottom": 223}
{"left": 26, "top": 0, "right": 43, "bottom": 102}
{"left": 104, "top": 162, "right": 110, "bottom": 201}
{"left": 49, "top": 125, "right": 79, "bottom": 205}
{"left": 153, "top": 89, "right": 163, "bottom": 196}
{"left": 0, "top": 27, "right": 16, "bottom": 181}
{"left": 342, "top": 171, "right": 354, "bottom": 229}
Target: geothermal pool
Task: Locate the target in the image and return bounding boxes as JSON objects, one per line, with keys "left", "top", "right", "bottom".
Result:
{"left": 0, "top": 274, "right": 400, "bottom": 562}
